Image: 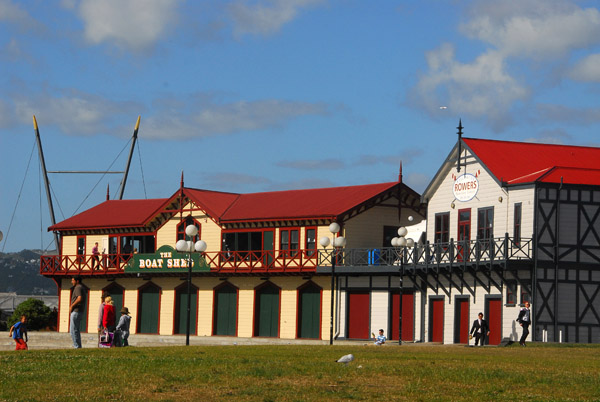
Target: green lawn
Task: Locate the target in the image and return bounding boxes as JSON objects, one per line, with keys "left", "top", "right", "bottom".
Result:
{"left": 1, "top": 343, "right": 599, "bottom": 401}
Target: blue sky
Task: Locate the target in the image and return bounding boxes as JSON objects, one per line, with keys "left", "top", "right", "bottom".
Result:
{"left": 2, "top": 0, "right": 600, "bottom": 252}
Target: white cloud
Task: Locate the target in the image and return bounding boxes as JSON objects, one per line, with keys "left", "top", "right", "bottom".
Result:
{"left": 143, "top": 98, "right": 329, "bottom": 139}
{"left": 409, "top": 44, "right": 529, "bottom": 131}
{"left": 536, "top": 104, "right": 600, "bottom": 125}
{"left": 76, "top": 0, "right": 179, "bottom": 51}
{"left": 228, "top": 0, "right": 325, "bottom": 37}
{"left": 569, "top": 53, "right": 600, "bottom": 82}
{"left": 462, "top": 0, "right": 600, "bottom": 59}
{"left": 0, "top": 0, "right": 32, "bottom": 27}
{"left": 13, "top": 90, "right": 141, "bottom": 135}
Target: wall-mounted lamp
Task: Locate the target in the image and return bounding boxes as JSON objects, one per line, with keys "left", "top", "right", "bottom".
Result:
{"left": 498, "top": 196, "right": 503, "bottom": 202}
{"left": 451, "top": 202, "right": 455, "bottom": 209}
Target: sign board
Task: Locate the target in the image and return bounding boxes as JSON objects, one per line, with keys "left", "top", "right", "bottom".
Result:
{"left": 124, "top": 245, "right": 210, "bottom": 273}
{"left": 453, "top": 173, "right": 478, "bottom": 202}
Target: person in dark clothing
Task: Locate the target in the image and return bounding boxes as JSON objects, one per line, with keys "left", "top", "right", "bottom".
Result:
{"left": 469, "top": 312, "right": 490, "bottom": 346}
{"left": 517, "top": 301, "right": 531, "bottom": 346}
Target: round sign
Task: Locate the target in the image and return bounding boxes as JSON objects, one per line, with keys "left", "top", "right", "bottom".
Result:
{"left": 453, "top": 173, "right": 478, "bottom": 202}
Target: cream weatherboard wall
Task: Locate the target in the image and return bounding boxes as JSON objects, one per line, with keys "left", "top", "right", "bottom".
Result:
{"left": 426, "top": 151, "right": 535, "bottom": 242}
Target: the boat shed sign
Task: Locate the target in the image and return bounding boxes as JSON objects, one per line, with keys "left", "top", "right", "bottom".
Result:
{"left": 453, "top": 173, "right": 479, "bottom": 202}
{"left": 124, "top": 245, "right": 210, "bottom": 273}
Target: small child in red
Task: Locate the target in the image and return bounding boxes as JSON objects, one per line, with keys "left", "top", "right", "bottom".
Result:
{"left": 9, "top": 315, "right": 28, "bottom": 350}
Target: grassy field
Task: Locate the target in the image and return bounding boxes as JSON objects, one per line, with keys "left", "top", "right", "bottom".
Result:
{"left": 1, "top": 343, "right": 599, "bottom": 401}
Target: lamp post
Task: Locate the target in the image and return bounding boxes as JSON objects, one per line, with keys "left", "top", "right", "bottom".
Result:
{"left": 391, "top": 227, "right": 414, "bottom": 345}
{"left": 320, "top": 222, "right": 346, "bottom": 345}
{"left": 175, "top": 224, "right": 207, "bottom": 346}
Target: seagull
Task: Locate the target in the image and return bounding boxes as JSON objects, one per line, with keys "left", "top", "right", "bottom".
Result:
{"left": 336, "top": 354, "right": 354, "bottom": 365}
{"left": 439, "top": 106, "right": 448, "bottom": 109}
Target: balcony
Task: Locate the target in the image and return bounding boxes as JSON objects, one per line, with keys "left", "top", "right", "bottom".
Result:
{"left": 40, "top": 235, "right": 533, "bottom": 276}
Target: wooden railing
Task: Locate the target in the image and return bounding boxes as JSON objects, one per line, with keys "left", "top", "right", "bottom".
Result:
{"left": 40, "top": 235, "right": 532, "bottom": 276}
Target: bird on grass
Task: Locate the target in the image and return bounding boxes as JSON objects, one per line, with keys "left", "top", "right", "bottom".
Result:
{"left": 336, "top": 354, "right": 354, "bottom": 365}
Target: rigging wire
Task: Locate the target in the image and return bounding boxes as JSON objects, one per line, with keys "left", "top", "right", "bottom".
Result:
{"left": 73, "top": 137, "right": 131, "bottom": 216}
{"left": 2, "top": 140, "right": 36, "bottom": 253}
{"left": 137, "top": 137, "right": 148, "bottom": 199}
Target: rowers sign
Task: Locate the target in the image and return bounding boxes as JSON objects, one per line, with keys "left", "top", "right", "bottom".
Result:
{"left": 124, "top": 245, "right": 210, "bottom": 273}
{"left": 452, "top": 172, "right": 479, "bottom": 202}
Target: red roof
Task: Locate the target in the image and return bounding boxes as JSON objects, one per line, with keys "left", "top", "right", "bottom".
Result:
{"left": 218, "top": 182, "right": 399, "bottom": 222}
{"left": 49, "top": 182, "right": 403, "bottom": 231}
{"left": 49, "top": 198, "right": 167, "bottom": 231}
{"left": 463, "top": 138, "right": 600, "bottom": 185}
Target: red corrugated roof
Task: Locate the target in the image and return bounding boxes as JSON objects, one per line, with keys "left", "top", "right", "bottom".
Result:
{"left": 219, "top": 182, "right": 399, "bottom": 221}
{"left": 48, "top": 198, "right": 168, "bottom": 231}
{"left": 463, "top": 138, "right": 600, "bottom": 185}
{"left": 49, "top": 182, "right": 402, "bottom": 231}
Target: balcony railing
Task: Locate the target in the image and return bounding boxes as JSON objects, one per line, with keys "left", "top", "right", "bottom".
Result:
{"left": 40, "top": 235, "right": 532, "bottom": 276}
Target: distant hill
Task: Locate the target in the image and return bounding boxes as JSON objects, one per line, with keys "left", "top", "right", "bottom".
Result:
{"left": 0, "top": 250, "right": 57, "bottom": 295}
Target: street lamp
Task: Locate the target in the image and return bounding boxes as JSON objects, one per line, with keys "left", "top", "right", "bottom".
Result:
{"left": 320, "top": 222, "right": 346, "bottom": 345}
{"left": 391, "top": 227, "right": 414, "bottom": 345}
{"left": 175, "top": 224, "right": 207, "bottom": 346}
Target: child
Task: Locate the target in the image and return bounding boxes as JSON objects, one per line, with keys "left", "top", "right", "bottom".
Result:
{"left": 116, "top": 307, "right": 131, "bottom": 347}
{"left": 374, "top": 329, "right": 386, "bottom": 345}
{"left": 9, "top": 315, "right": 28, "bottom": 350}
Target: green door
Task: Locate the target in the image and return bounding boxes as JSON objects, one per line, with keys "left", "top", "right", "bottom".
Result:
{"left": 298, "top": 283, "right": 320, "bottom": 339}
{"left": 214, "top": 284, "right": 237, "bottom": 336}
{"left": 175, "top": 286, "right": 197, "bottom": 335}
{"left": 263, "top": 230, "right": 274, "bottom": 266}
{"left": 255, "top": 284, "right": 279, "bottom": 337}
{"left": 137, "top": 284, "right": 160, "bottom": 334}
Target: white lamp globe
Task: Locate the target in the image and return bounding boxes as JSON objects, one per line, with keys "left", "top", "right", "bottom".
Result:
{"left": 406, "top": 238, "right": 415, "bottom": 248}
{"left": 397, "top": 227, "right": 408, "bottom": 237}
{"left": 176, "top": 239, "right": 189, "bottom": 252}
{"left": 391, "top": 237, "right": 399, "bottom": 247}
{"left": 319, "top": 236, "right": 331, "bottom": 248}
{"left": 329, "top": 222, "right": 341, "bottom": 234}
{"left": 408, "top": 216, "right": 414, "bottom": 222}
{"left": 185, "top": 224, "right": 198, "bottom": 237}
{"left": 398, "top": 237, "right": 407, "bottom": 247}
{"left": 334, "top": 236, "right": 346, "bottom": 247}
{"left": 195, "top": 240, "right": 207, "bottom": 252}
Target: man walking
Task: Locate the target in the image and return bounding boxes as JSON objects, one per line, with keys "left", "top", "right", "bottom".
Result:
{"left": 517, "top": 301, "right": 531, "bottom": 346}
{"left": 69, "top": 276, "right": 85, "bottom": 348}
{"left": 469, "top": 312, "right": 490, "bottom": 346}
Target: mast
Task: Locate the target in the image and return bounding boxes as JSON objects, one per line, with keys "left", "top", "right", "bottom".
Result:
{"left": 456, "top": 119, "right": 463, "bottom": 173}
{"left": 117, "top": 116, "right": 141, "bottom": 200}
{"left": 32, "top": 116, "right": 60, "bottom": 249}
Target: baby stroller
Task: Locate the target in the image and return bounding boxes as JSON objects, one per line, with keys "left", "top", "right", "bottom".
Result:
{"left": 99, "top": 329, "right": 115, "bottom": 348}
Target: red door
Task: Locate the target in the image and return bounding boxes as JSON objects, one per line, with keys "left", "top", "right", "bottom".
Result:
{"left": 457, "top": 209, "right": 471, "bottom": 262}
{"left": 391, "top": 291, "right": 414, "bottom": 341}
{"left": 486, "top": 298, "right": 502, "bottom": 345}
{"left": 455, "top": 298, "right": 469, "bottom": 344}
{"left": 347, "top": 292, "right": 370, "bottom": 339}
{"left": 430, "top": 299, "right": 444, "bottom": 342}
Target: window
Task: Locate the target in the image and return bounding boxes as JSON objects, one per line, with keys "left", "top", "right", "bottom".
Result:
{"left": 477, "top": 207, "right": 494, "bottom": 240}
{"left": 280, "top": 229, "right": 299, "bottom": 257}
{"left": 77, "top": 236, "right": 85, "bottom": 264}
{"left": 521, "top": 286, "right": 531, "bottom": 305}
{"left": 514, "top": 203, "right": 522, "bottom": 246}
{"left": 383, "top": 226, "right": 400, "bottom": 248}
{"left": 434, "top": 213, "right": 450, "bottom": 244}
{"left": 221, "top": 231, "right": 263, "bottom": 261}
{"left": 177, "top": 216, "right": 200, "bottom": 242}
{"left": 506, "top": 281, "right": 517, "bottom": 305}
{"left": 305, "top": 228, "right": 316, "bottom": 257}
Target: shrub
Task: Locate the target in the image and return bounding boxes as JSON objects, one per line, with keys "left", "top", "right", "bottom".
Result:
{"left": 8, "top": 298, "right": 54, "bottom": 330}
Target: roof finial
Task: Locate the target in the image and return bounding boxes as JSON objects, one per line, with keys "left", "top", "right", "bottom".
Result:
{"left": 457, "top": 119, "right": 463, "bottom": 173}
{"left": 398, "top": 160, "right": 403, "bottom": 183}
{"left": 181, "top": 171, "right": 184, "bottom": 188}
{"left": 106, "top": 184, "right": 110, "bottom": 201}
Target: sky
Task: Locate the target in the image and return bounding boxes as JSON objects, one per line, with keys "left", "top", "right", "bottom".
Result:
{"left": 2, "top": 0, "right": 600, "bottom": 252}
